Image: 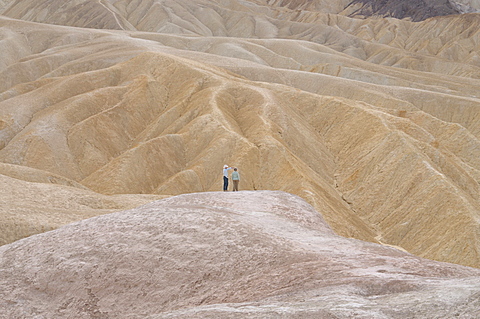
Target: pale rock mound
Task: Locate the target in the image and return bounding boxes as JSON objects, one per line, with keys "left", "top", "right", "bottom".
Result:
{"left": 450, "top": 0, "right": 480, "bottom": 12}
{"left": 1, "top": 191, "right": 480, "bottom": 318}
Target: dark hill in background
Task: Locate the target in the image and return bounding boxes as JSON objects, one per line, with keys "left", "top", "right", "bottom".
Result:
{"left": 348, "top": 0, "right": 458, "bottom": 21}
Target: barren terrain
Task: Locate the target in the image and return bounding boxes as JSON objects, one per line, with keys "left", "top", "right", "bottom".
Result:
{"left": 0, "top": 0, "right": 480, "bottom": 296}
{"left": 2, "top": 0, "right": 480, "bottom": 316}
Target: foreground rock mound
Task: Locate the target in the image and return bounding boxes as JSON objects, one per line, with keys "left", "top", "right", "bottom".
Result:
{"left": 1, "top": 191, "right": 479, "bottom": 318}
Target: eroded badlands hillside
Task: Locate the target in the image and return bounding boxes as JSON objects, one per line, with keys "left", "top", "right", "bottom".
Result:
{"left": 1, "top": 0, "right": 480, "bottom": 270}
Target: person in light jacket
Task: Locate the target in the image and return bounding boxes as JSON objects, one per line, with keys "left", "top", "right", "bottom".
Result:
{"left": 223, "top": 165, "right": 233, "bottom": 191}
{"left": 232, "top": 167, "right": 240, "bottom": 191}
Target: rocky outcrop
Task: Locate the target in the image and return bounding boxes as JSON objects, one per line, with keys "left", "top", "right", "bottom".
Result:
{"left": 449, "top": 0, "right": 480, "bottom": 12}
{"left": 346, "top": 0, "right": 459, "bottom": 21}
{"left": 264, "top": 0, "right": 480, "bottom": 19}
{"left": 1, "top": 191, "right": 480, "bottom": 318}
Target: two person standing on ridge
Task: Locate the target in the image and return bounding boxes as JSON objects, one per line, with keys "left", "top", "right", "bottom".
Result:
{"left": 223, "top": 165, "right": 240, "bottom": 191}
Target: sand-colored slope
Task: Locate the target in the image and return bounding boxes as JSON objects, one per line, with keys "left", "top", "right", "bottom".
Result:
{"left": 0, "top": 28, "right": 377, "bottom": 242}
{"left": 0, "top": 164, "right": 164, "bottom": 246}
{"left": 1, "top": 0, "right": 478, "bottom": 65}
{"left": 1, "top": 15, "right": 480, "bottom": 268}
{"left": 4, "top": 0, "right": 480, "bottom": 138}
{"left": 128, "top": 30, "right": 480, "bottom": 139}
{"left": 2, "top": 191, "right": 480, "bottom": 318}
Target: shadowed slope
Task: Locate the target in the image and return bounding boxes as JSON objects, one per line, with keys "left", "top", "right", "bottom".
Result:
{"left": 1, "top": 191, "right": 480, "bottom": 318}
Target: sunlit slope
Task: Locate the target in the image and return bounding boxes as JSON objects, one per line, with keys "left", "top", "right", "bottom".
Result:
{"left": 1, "top": 17, "right": 480, "bottom": 267}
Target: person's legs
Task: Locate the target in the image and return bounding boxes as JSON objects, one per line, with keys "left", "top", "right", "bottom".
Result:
{"left": 233, "top": 180, "right": 239, "bottom": 191}
{"left": 223, "top": 176, "right": 229, "bottom": 191}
